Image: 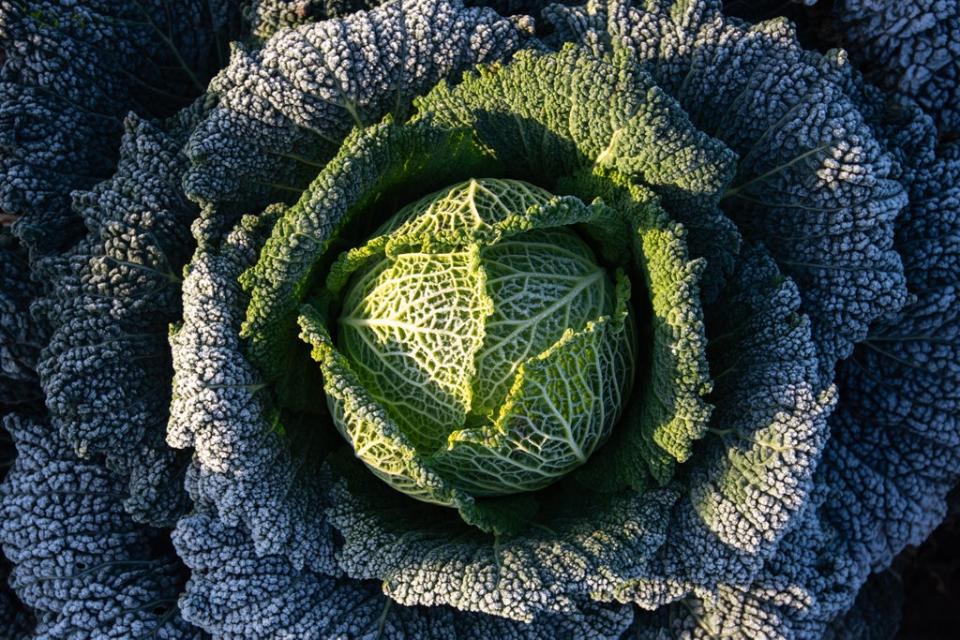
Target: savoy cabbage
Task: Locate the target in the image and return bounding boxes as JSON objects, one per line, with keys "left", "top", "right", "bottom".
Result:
{"left": 0, "top": 0, "right": 958, "bottom": 638}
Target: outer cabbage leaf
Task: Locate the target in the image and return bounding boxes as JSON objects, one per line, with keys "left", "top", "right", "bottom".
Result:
{"left": 171, "top": 209, "right": 339, "bottom": 574}
{"left": 822, "top": 140, "right": 960, "bottom": 583}
{"left": 544, "top": 0, "right": 908, "bottom": 373}
{"left": 0, "top": 0, "right": 241, "bottom": 258}
{"left": 835, "top": 0, "right": 960, "bottom": 136}
{"left": 0, "top": 226, "right": 38, "bottom": 638}
{"left": 0, "top": 0, "right": 243, "bottom": 535}
{"left": 182, "top": 0, "right": 534, "bottom": 245}
{"left": 0, "top": 415, "right": 200, "bottom": 638}
{"left": 173, "top": 507, "right": 634, "bottom": 639}
{"left": 32, "top": 112, "right": 202, "bottom": 527}
{"left": 625, "top": 508, "right": 861, "bottom": 639}
{"left": 721, "top": 0, "right": 825, "bottom": 47}
{"left": 242, "top": 0, "right": 386, "bottom": 39}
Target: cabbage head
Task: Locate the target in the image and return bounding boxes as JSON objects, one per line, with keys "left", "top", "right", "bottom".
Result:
{"left": 310, "top": 178, "right": 637, "bottom": 500}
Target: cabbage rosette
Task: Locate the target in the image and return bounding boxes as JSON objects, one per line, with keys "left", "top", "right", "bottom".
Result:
{"left": 170, "top": 22, "right": 852, "bottom": 635}
{"left": 0, "top": 0, "right": 957, "bottom": 638}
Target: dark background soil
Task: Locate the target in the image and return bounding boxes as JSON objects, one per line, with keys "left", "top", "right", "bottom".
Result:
{"left": 895, "top": 491, "right": 960, "bottom": 639}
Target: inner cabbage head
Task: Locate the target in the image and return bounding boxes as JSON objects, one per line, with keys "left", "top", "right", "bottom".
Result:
{"left": 321, "top": 178, "right": 636, "bottom": 498}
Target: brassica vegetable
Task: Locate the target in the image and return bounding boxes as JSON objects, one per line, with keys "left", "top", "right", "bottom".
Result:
{"left": 0, "top": 0, "right": 957, "bottom": 638}
{"left": 307, "top": 178, "right": 637, "bottom": 500}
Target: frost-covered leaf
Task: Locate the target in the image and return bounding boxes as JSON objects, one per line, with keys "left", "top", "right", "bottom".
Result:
{"left": 545, "top": 0, "right": 908, "bottom": 372}
{"left": 33, "top": 113, "right": 201, "bottom": 526}
{"left": 0, "top": 0, "right": 241, "bottom": 258}
{"left": 0, "top": 415, "right": 200, "bottom": 638}
{"left": 183, "top": 0, "right": 533, "bottom": 244}
{"left": 835, "top": 0, "right": 960, "bottom": 136}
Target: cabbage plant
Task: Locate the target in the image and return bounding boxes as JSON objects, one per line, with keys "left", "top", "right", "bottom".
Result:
{"left": 0, "top": 0, "right": 958, "bottom": 638}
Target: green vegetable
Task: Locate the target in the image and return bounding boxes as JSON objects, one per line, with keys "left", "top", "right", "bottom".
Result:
{"left": 304, "top": 178, "right": 635, "bottom": 498}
